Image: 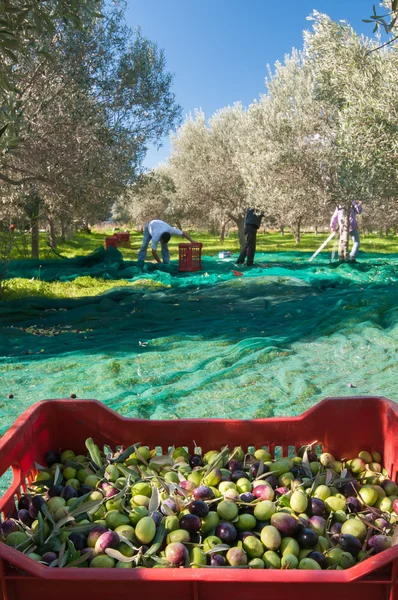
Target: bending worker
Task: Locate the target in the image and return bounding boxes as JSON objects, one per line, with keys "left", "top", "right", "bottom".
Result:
{"left": 138, "top": 219, "right": 196, "bottom": 264}
{"left": 236, "top": 208, "right": 264, "bottom": 266}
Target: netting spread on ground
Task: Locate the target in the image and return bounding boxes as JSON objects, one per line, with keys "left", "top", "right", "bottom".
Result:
{"left": 1, "top": 247, "right": 398, "bottom": 435}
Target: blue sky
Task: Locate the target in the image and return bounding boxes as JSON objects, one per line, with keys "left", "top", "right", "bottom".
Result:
{"left": 125, "top": 1, "right": 380, "bottom": 170}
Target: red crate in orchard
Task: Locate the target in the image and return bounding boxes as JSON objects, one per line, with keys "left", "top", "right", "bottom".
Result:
{"left": 178, "top": 242, "right": 202, "bottom": 272}
{"left": 104, "top": 236, "right": 119, "bottom": 249}
{"left": 116, "top": 231, "right": 130, "bottom": 243}
{"left": 0, "top": 397, "right": 398, "bottom": 600}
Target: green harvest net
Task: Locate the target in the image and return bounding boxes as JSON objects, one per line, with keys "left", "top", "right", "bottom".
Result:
{"left": 1, "top": 246, "right": 398, "bottom": 439}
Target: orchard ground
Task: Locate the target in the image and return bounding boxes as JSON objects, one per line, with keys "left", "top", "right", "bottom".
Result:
{"left": 1, "top": 228, "right": 398, "bottom": 449}
{"left": 4, "top": 228, "right": 398, "bottom": 299}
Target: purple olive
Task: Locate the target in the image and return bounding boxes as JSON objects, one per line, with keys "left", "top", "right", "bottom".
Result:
{"left": 150, "top": 511, "right": 163, "bottom": 526}
{"left": 29, "top": 495, "right": 45, "bottom": 518}
{"left": 216, "top": 522, "right": 237, "bottom": 544}
{"left": 297, "top": 527, "right": 318, "bottom": 548}
{"left": 308, "top": 516, "right": 326, "bottom": 536}
{"left": 69, "top": 532, "right": 88, "bottom": 551}
{"left": 274, "top": 487, "right": 289, "bottom": 498}
{"left": 291, "top": 467, "right": 305, "bottom": 478}
{"left": 189, "top": 455, "right": 203, "bottom": 468}
{"left": 1, "top": 519, "right": 19, "bottom": 537}
{"left": 374, "top": 518, "right": 389, "bottom": 530}
{"left": 180, "top": 514, "right": 202, "bottom": 533}
{"left": 211, "top": 554, "right": 227, "bottom": 566}
{"left": 104, "top": 486, "right": 118, "bottom": 499}
{"left": 342, "top": 481, "right": 360, "bottom": 498}
{"left": 61, "top": 486, "right": 78, "bottom": 501}
{"left": 190, "top": 532, "right": 201, "bottom": 544}
{"left": 253, "top": 485, "right": 273, "bottom": 501}
{"left": 368, "top": 535, "right": 392, "bottom": 554}
{"left": 18, "top": 495, "right": 31, "bottom": 511}
{"left": 307, "top": 551, "right": 328, "bottom": 569}
{"left": 240, "top": 492, "right": 255, "bottom": 503}
{"left": 228, "top": 460, "right": 242, "bottom": 473}
{"left": 339, "top": 534, "right": 362, "bottom": 557}
{"left": 44, "top": 450, "right": 61, "bottom": 468}
{"left": 239, "top": 531, "right": 254, "bottom": 541}
{"left": 250, "top": 463, "right": 269, "bottom": 478}
{"left": 270, "top": 513, "right": 298, "bottom": 537}
{"left": 165, "top": 542, "right": 187, "bottom": 566}
{"left": 193, "top": 486, "right": 215, "bottom": 501}
{"left": 78, "top": 485, "right": 93, "bottom": 497}
{"left": 346, "top": 496, "right": 362, "bottom": 512}
{"left": 263, "top": 475, "right": 278, "bottom": 489}
{"left": 311, "top": 498, "right": 326, "bottom": 517}
{"left": 17, "top": 510, "right": 33, "bottom": 527}
{"left": 161, "top": 498, "right": 178, "bottom": 515}
{"left": 188, "top": 500, "right": 209, "bottom": 518}
{"left": 87, "top": 525, "right": 108, "bottom": 548}
{"left": 41, "top": 551, "right": 58, "bottom": 565}
{"left": 94, "top": 531, "right": 120, "bottom": 554}
{"left": 231, "top": 470, "right": 249, "bottom": 483}
{"left": 47, "top": 485, "right": 64, "bottom": 498}
{"left": 330, "top": 521, "right": 342, "bottom": 543}
{"left": 308, "top": 452, "right": 318, "bottom": 462}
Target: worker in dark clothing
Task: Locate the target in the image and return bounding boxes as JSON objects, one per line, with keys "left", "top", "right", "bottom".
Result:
{"left": 236, "top": 208, "right": 264, "bottom": 266}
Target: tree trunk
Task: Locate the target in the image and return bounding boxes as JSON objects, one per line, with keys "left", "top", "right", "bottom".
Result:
{"left": 24, "top": 192, "right": 40, "bottom": 259}
{"left": 293, "top": 218, "right": 302, "bottom": 245}
{"left": 228, "top": 214, "right": 245, "bottom": 249}
{"left": 219, "top": 218, "right": 231, "bottom": 244}
{"left": 31, "top": 217, "right": 39, "bottom": 259}
{"left": 176, "top": 220, "right": 182, "bottom": 230}
{"left": 314, "top": 225, "right": 318, "bottom": 235}
{"left": 48, "top": 216, "right": 57, "bottom": 249}
{"left": 60, "top": 218, "right": 66, "bottom": 242}
{"left": 280, "top": 225, "right": 284, "bottom": 236}
{"left": 338, "top": 204, "right": 350, "bottom": 260}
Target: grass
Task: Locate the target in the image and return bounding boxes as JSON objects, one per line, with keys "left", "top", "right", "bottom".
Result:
{"left": 2, "top": 227, "right": 397, "bottom": 301}
{"left": 9, "top": 227, "right": 398, "bottom": 260}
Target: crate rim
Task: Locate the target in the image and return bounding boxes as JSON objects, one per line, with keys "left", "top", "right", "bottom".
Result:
{"left": 1, "top": 396, "right": 398, "bottom": 583}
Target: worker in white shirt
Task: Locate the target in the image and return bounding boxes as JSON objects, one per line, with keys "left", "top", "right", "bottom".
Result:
{"left": 138, "top": 219, "right": 196, "bottom": 264}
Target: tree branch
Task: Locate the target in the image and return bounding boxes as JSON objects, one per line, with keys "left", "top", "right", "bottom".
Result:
{"left": 0, "top": 172, "right": 47, "bottom": 186}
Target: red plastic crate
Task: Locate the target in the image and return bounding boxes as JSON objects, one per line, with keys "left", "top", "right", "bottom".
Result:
{"left": 178, "top": 242, "right": 203, "bottom": 272}
{"left": 0, "top": 397, "right": 397, "bottom": 600}
{"left": 104, "top": 236, "right": 119, "bottom": 250}
{"left": 116, "top": 231, "right": 130, "bottom": 243}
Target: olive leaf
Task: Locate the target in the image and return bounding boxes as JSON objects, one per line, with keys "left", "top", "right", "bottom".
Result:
{"left": 105, "top": 548, "right": 136, "bottom": 562}
{"left": 85, "top": 438, "right": 102, "bottom": 470}
{"left": 64, "top": 523, "right": 97, "bottom": 534}
{"left": 111, "top": 443, "right": 140, "bottom": 464}
{"left": 58, "top": 542, "right": 67, "bottom": 568}
{"left": 40, "top": 502, "right": 55, "bottom": 526}
{"left": 69, "top": 499, "right": 104, "bottom": 518}
{"left": 325, "top": 469, "right": 334, "bottom": 486}
{"left": 37, "top": 510, "right": 45, "bottom": 546}
{"left": 132, "top": 445, "right": 149, "bottom": 467}
{"left": 257, "top": 458, "right": 265, "bottom": 477}
{"left": 67, "top": 491, "right": 93, "bottom": 512}
{"left": 148, "top": 484, "right": 160, "bottom": 513}
{"left": 64, "top": 552, "right": 92, "bottom": 568}
{"left": 53, "top": 465, "right": 63, "bottom": 487}
{"left": 203, "top": 544, "right": 230, "bottom": 555}
{"left": 301, "top": 447, "right": 312, "bottom": 478}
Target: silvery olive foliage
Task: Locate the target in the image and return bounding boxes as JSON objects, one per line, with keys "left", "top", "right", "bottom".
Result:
{"left": 148, "top": 11, "right": 398, "bottom": 253}
{"left": 0, "top": 1, "right": 181, "bottom": 258}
